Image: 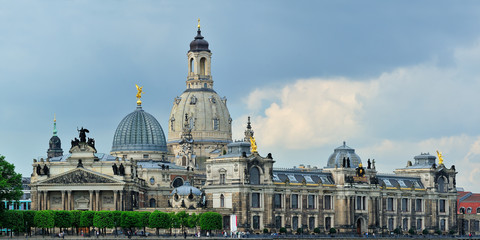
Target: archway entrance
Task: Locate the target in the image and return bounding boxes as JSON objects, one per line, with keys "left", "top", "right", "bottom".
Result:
{"left": 356, "top": 218, "right": 363, "bottom": 235}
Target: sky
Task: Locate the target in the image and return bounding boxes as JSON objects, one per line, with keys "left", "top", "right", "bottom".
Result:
{"left": 2, "top": 1, "right": 480, "bottom": 191}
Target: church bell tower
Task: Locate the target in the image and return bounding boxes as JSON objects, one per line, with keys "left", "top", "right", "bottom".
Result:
{"left": 187, "top": 19, "right": 213, "bottom": 90}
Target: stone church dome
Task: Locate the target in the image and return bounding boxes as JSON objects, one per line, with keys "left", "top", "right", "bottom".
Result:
{"left": 111, "top": 104, "right": 167, "bottom": 153}
{"left": 326, "top": 142, "right": 362, "bottom": 168}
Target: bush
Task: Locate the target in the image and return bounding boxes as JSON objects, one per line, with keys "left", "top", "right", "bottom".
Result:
{"left": 279, "top": 227, "right": 286, "bottom": 234}
{"left": 422, "top": 229, "right": 429, "bottom": 235}
{"left": 313, "top": 227, "right": 321, "bottom": 234}
{"left": 408, "top": 228, "right": 416, "bottom": 235}
{"left": 435, "top": 229, "right": 442, "bottom": 235}
{"left": 329, "top": 228, "right": 337, "bottom": 234}
{"left": 393, "top": 227, "right": 402, "bottom": 234}
{"left": 296, "top": 228, "right": 303, "bottom": 234}
{"left": 449, "top": 229, "right": 456, "bottom": 235}
{"left": 263, "top": 228, "right": 269, "bottom": 234}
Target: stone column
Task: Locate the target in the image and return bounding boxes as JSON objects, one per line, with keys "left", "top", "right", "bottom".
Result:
{"left": 96, "top": 190, "right": 100, "bottom": 211}
{"left": 43, "top": 191, "right": 48, "bottom": 210}
{"left": 120, "top": 191, "right": 124, "bottom": 211}
{"left": 37, "top": 191, "right": 42, "bottom": 210}
{"left": 67, "top": 191, "right": 72, "bottom": 210}
{"left": 89, "top": 191, "right": 94, "bottom": 210}
{"left": 61, "top": 191, "right": 66, "bottom": 210}
{"left": 113, "top": 191, "right": 118, "bottom": 211}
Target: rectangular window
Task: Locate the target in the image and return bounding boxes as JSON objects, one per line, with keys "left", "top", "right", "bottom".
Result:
{"left": 388, "top": 218, "right": 394, "bottom": 231}
{"left": 439, "top": 199, "right": 446, "bottom": 213}
{"left": 308, "top": 195, "right": 315, "bottom": 209}
{"left": 416, "top": 199, "right": 422, "bottom": 212}
{"left": 324, "top": 195, "right": 332, "bottom": 210}
{"left": 143, "top": 154, "right": 149, "bottom": 159}
{"left": 309, "top": 217, "right": 315, "bottom": 230}
{"left": 402, "top": 198, "right": 408, "bottom": 212}
{"left": 253, "top": 216, "right": 260, "bottom": 230}
{"left": 220, "top": 174, "right": 226, "bottom": 185}
{"left": 387, "top": 197, "right": 394, "bottom": 211}
{"left": 416, "top": 219, "right": 422, "bottom": 230}
{"left": 291, "top": 194, "right": 299, "bottom": 209}
{"left": 440, "top": 219, "right": 446, "bottom": 231}
{"left": 403, "top": 218, "right": 409, "bottom": 231}
{"left": 325, "top": 217, "right": 332, "bottom": 230}
{"left": 252, "top": 193, "right": 260, "bottom": 208}
{"left": 475, "top": 220, "right": 480, "bottom": 232}
{"left": 356, "top": 196, "right": 362, "bottom": 210}
{"left": 292, "top": 216, "right": 299, "bottom": 230}
{"left": 274, "top": 194, "right": 282, "bottom": 209}
{"left": 213, "top": 118, "right": 219, "bottom": 130}
{"left": 275, "top": 216, "right": 282, "bottom": 229}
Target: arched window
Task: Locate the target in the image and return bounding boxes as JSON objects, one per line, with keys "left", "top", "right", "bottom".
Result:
{"left": 476, "top": 207, "right": 480, "bottom": 214}
{"left": 172, "top": 177, "right": 184, "bottom": 188}
{"left": 403, "top": 218, "right": 409, "bottom": 231}
{"left": 438, "top": 176, "right": 446, "bottom": 193}
{"left": 190, "top": 58, "right": 194, "bottom": 73}
{"left": 182, "top": 156, "right": 186, "bottom": 166}
{"left": 200, "top": 57, "right": 206, "bottom": 75}
{"left": 220, "top": 194, "right": 225, "bottom": 207}
{"left": 460, "top": 207, "right": 466, "bottom": 214}
{"left": 250, "top": 167, "right": 260, "bottom": 185}
{"left": 468, "top": 207, "right": 472, "bottom": 214}
{"left": 149, "top": 198, "right": 156, "bottom": 208}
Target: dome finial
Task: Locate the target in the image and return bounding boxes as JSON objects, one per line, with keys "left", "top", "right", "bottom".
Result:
{"left": 135, "top": 84, "right": 144, "bottom": 106}
{"left": 197, "top": 18, "right": 201, "bottom": 30}
{"left": 53, "top": 114, "right": 57, "bottom": 136}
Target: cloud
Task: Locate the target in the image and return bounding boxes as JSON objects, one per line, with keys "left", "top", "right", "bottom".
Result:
{"left": 237, "top": 39, "right": 480, "bottom": 192}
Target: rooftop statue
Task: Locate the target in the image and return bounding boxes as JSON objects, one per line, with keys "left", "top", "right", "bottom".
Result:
{"left": 250, "top": 136, "right": 257, "bottom": 153}
{"left": 135, "top": 84, "right": 144, "bottom": 104}
{"left": 436, "top": 150, "right": 444, "bottom": 165}
{"left": 77, "top": 127, "right": 89, "bottom": 143}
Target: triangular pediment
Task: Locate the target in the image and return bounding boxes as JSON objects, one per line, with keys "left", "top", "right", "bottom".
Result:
{"left": 40, "top": 168, "right": 121, "bottom": 185}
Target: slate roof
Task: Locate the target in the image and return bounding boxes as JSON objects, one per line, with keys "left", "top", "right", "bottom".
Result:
{"left": 272, "top": 169, "right": 335, "bottom": 185}
{"left": 376, "top": 174, "right": 424, "bottom": 189}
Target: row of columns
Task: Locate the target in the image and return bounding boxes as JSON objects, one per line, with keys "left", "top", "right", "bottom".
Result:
{"left": 36, "top": 190, "right": 124, "bottom": 211}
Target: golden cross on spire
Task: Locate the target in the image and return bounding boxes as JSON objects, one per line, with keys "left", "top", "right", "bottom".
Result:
{"left": 197, "top": 18, "right": 201, "bottom": 29}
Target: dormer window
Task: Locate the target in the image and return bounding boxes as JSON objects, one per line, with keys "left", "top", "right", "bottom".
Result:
{"left": 213, "top": 118, "right": 219, "bottom": 130}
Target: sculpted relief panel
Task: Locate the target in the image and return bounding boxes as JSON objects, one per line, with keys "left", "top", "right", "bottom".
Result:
{"left": 44, "top": 170, "right": 116, "bottom": 184}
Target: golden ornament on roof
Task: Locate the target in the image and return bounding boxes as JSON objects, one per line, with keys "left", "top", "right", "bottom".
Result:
{"left": 250, "top": 136, "right": 257, "bottom": 153}
{"left": 436, "top": 150, "right": 444, "bottom": 165}
{"left": 135, "top": 84, "right": 144, "bottom": 104}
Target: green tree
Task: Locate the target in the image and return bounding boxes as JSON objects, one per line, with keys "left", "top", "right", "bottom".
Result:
{"left": 34, "top": 210, "right": 55, "bottom": 236}
{"left": 198, "top": 212, "right": 221, "bottom": 232}
{"left": 121, "top": 211, "right": 138, "bottom": 233}
{"left": 169, "top": 212, "right": 180, "bottom": 235}
{"left": 23, "top": 210, "right": 36, "bottom": 236}
{"left": 279, "top": 227, "right": 286, "bottom": 234}
{"left": 93, "top": 211, "right": 114, "bottom": 236}
{"left": 0, "top": 156, "right": 23, "bottom": 205}
{"left": 136, "top": 211, "right": 151, "bottom": 234}
{"left": 70, "top": 210, "right": 82, "bottom": 235}
{"left": 422, "top": 229, "right": 429, "bottom": 235}
{"left": 187, "top": 213, "right": 199, "bottom": 229}
{"left": 408, "top": 227, "right": 416, "bottom": 235}
{"left": 149, "top": 211, "right": 171, "bottom": 236}
{"left": 329, "top": 228, "right": 337, "bottom": 234}
{"left": 176, "top": 211, "right": 189, "bottom": 232}
{"left": 54, "top": 210, "right": 72, "bottom": 233}
{"left": 80, "top": 211, "right": 95, "bottom": 235}
{"left": 112, "top": 211, "right": 122, "bottom": 236}
{"left": 313, "top": 227, "right": 321, "bottom": 234}
{"left": 4, "top": 210, "right": 24, "bottom": 235}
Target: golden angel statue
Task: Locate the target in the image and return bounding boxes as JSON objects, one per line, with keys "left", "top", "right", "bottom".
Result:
{"left": 436, "top": 150, "right": 444, "bottom": 165}
{"left": 135, "top": 84, "right": 144, "bottom": 103}
{"left": 250, "top": 136, "right": 257, "bottom": 153}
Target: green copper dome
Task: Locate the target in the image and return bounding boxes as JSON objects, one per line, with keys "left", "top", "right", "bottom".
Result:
{"left": 112, "top": 105, "right": 167, "bottom": 152}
